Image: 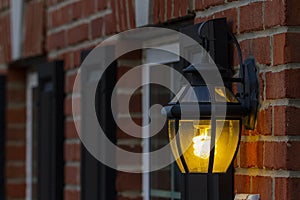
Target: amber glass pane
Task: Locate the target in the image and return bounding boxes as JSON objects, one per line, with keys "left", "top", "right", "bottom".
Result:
{"left": 168, "top": 119, "right": 240, "bottom": 173}
{"left": 213, "top": 120, "right": 240, "bottom": 172}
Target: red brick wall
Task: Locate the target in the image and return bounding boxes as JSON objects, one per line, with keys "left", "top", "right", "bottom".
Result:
{"left": 5, "top": 68, "right": 26, "bottom": 199}
{"left": 1, "top": 0, "right": 300, "bottom": 199}
{"left": 0, "top": 1, "right": 11, "bottom": 64}
{"left": 46, "top": 0, "right": 133, "bottom": 199}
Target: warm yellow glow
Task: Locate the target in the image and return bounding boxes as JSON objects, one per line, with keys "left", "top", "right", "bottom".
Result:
{"left": 168, "top": 120, "right": 240, "bottom": 173}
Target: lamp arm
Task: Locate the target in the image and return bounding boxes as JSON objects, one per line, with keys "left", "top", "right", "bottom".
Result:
{"left": 225, "top": 27, "right": 246, "bottom": 98}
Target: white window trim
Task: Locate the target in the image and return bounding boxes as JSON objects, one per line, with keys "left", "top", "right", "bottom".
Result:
{"left": 10, "top": 0, "right": 24, "bottom": 60}
{"left": 134, "top": 0, "right": 150, "bottom": 27}
{"left": 26, "top": 72, "right": 38, "bottom": 200}
{"left": 142, "top": 39, "right": 180, "bottom": 200}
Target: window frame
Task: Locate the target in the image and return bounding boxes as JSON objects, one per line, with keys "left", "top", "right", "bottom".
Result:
{"left": 37, "top": 61, "right": 64, "bottom": 200}
{"left": 142, "top": 37, "right": 182, "bottom": 200}
{"left": 26, "top": 71, "right": 38, "bottom": 200}
{"left": 80, "top": 49, "right": 117, "bottom": 200}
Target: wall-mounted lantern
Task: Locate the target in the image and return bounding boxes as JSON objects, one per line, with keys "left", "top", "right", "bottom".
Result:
{"left": 163, "top": 18, "right": 259, "bottom": 174}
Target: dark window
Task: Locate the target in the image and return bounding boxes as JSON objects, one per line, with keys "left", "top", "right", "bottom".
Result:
{"left": 80, "top": 50, "right": 117, "bottom": 200}
{"left": 37, "top": 61, "right": 64, "bottom": 200}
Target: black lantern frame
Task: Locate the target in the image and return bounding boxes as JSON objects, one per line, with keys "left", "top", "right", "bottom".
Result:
{"left": 163, "top": 18, "right": 259, "bottom": 175}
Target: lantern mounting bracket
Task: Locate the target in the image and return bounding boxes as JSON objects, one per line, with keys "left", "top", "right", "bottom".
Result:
{"left": 197, "top": 18, "right": 259, "bottom": 130}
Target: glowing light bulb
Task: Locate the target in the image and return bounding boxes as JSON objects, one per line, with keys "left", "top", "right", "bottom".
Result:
{"left": 192, "top": 124, "right": 211, "bottom": 159}
{"left": 192, "top": 135, "right": 211, "bottom": 159}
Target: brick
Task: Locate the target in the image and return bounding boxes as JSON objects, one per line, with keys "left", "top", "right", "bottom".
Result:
{"left": 239, "top": 141, "right": 263, "bottom": 168}
{"left": 64, "top": 96, "right": 72, "bottom": 116}
{"left": 117, "top": 93, "right": 142, "bottom": 114}
{"left": 64, "top": 190, "right": 80, "bottom": 200}
{"left": 5, "top": 164, "right": 25, "bottom": 179}
{"left": 128, "top": 0, "right": 135, "bottom": 28}
{"left": 117, "top": 66, "right": 132, "bottom": 80}
{"left": 91, "top": 17, "right": 104, "bottom": 39}
{"left": 252, "top": 176, "right": 272, "bottom": 200}
{"left": 7, "top": 87, "right": 26, "bottom": 102}
{"left": 105, "top": 13, "right": 117, "bottom": 35}
{"left": 0, "top": 0, "right": 10, "bottom": 10}
{"left": 264, "top": 142, "right": 287, "bottom": 170}
{"left": 234, "top": 175, "right": 251, "bottom": 194}
{"left": 50, "top": 4, "right": 72, "bottom": 28}
{"left": 252, "top": 37, "right": 271, "bottom": 65}
{"left": 73, "top": 49, "right": 82, "bottom": 68}
{"left": 47, "top": 0, "right": 57, "bottom": 6}
{"left": 116, "top": 68, "right": 142, "bottom": 87}
{"left": 273, "top": 33, "right": 284, "bottom": 65}
{"left": 195, "top": 0, "right": 223, "bottom": 11}
{"left": 6, "top": 183, "right": 26, "bottom": 198}
{"left": 181, "top": 0, "right": 188, "bottom": 16}
{"left": 286, "top": 0, "right": 300, "bottom": 26}
{"left": 159, "top": 0, "right": 165, "bottom": 22}
{"left": 110, "top": 0, "right": 118, "bottom": 31}
{"left": 23, "top": 0, "right": 44, "bottom": 57}
{"left": 63, "top": 51, "right": 74, "bottom": 70}
{"left": 6, "top": 128, "right": 26, "bottom": 141}
{"left": 238, "top": 39, "right": 251, "bottom": 64}
{"left": 64, "top": 143, "right": 81, "bottom": 161}
{"left": 65, "top": 165, "right": 80, "bottom": 185}
{"left": 118, "top": 49, "right": 142, "bottom": 60}
{"left": 47, "top": 30, "right": 66, "bottom": 51}
{"left": 214, "top": 8, "right": 237, "bottom": 33}
{"left": 65, "top": 120, "right": 79, "bottom": 139}
{"left": 122, "top": 0, "right": 129, "bottom": 29}
{"left": 67, "top": 23, "right": 89, "bottom": 45}
{"left": 65, "top": 72, "right": 77, "bottom": 93}
{"left": 273, "top": 33, "right": 300, "bottom": 65}
{"left": 116, "top": 117, "right": 143, "bottom": 138}
{"left": 72, "top": 1, "right": 82, "bottom": 20}
{"left": 266, "top": 69, "right": 300, "bottom": 99}
{"left": 116, "top": 172, "right": 142, "bottom": 191}
{"left": 274, "top": 106, "right": 300, "bottom": 136}
{"left": 116, "top": 117, "right": 142, "bottom": 139}
{"left": 264, "top": 0, "right": 286, "bottom": 28}
{"left": 0, "top": 13, "right": 11, "bottom": 62}
{"left": 174, "top": 0, "right": 180, "bottom": 18}
{"left": 275, "top": 178, "right": 300, "bottom": 200}
{"left": 286, "top": 141, "right": 300, "bottom": 170}
{"left": 82, "top": 0, "right": 96, "bottom": 16}
{"left": 6, "top": 68, "right": 25, "bottom": 83}
{"left": 6, "top": 145, "right": 26, "bottom": 161}
{"left": 239, "top": 2, "right": 263, "bottom": 33}
{"left": 264, "top": 141, "right": 300, "bottom": 170}
{"left": 97, "top": 0, "right": 107, "bottom": 11}
{"left": 6, "top": 108, "right": 26, "bottom": 124}
{"left": 117, "top": 0, "right": 125, "bottom": 31}
{"left": 257, "top": 107, "right": 272, "bottom": 135}
{"left": 153, "top": 0, "right": 159, "bottom": 24}
{"left": 166, "top": 0, "right": 172, "bottom": 20}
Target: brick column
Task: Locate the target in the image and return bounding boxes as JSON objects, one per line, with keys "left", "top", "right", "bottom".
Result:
{"left": 5, "top": 68, "right": 26, "bottom": 200}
